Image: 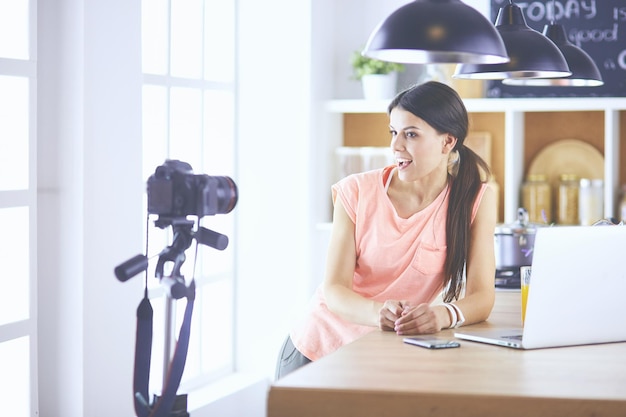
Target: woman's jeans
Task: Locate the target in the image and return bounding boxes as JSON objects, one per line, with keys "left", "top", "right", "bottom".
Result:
{"left": 275, "top": 335, "right": 311, "bottom": 379}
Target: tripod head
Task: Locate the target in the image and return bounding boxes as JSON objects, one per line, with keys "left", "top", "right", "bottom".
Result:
{"left": 115, "top": 215, "right": 230, "bottom": 299}
{"left": 153, "top": 217, "right": 195, "bottom": 299}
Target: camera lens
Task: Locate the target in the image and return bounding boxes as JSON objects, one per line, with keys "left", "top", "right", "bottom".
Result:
{"left": 212, "top": 176, "right": 238, "bottom": 214}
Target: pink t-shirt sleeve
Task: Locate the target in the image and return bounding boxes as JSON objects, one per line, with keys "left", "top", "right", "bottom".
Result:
{"left": 332, "top": 177, "right": 357, "bottom": 223}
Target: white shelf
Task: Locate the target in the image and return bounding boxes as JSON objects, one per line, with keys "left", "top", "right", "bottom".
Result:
{"left": 327, "top": 97, "right": 626, "bottom": 114}
{"left": 321, "top": 97, "right": 626, "bottom": 224}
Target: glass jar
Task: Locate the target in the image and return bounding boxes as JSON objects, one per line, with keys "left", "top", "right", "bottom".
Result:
{"left": 578, "top": 179, "right": 604, "bottom": 226}
{"left": 557, "top": 174, "right": 579, "bottom": 225}
{"left": 521, "top": 174, "right": 551, "bottom": 224}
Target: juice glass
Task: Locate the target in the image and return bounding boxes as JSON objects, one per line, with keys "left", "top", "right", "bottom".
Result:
{"left": 520, "top": 266, "right": 532, "bottom": 325}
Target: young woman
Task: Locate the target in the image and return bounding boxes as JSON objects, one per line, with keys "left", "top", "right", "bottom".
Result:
{"left": 276, "top": 81, "right": 496, "bottom": 378}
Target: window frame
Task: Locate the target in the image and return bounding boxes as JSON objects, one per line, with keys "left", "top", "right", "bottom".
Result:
{"left": 140, "top": 0, "right": 237, "bottom": 393}
{"left": 0, "top": 0, "right": 39, "bottom": 415}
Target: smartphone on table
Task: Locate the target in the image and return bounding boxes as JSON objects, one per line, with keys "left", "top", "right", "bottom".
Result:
{"left": 403, "top": 336, "right": 460, "bottom": 349}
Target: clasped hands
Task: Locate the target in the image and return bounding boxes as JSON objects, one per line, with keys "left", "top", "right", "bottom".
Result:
{"left": 379, "top": 300, "right": 443, "bottom": 335}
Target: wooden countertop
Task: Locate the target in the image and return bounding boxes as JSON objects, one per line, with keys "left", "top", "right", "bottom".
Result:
{"left": 268, "top": 292, "right": 626, "bottom": 417}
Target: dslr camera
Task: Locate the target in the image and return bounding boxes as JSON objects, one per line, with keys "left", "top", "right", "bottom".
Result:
{"left": 147, "top": 159, "right": 238, "bottom": 218}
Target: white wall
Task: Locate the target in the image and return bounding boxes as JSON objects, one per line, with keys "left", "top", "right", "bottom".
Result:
{"left": 235, "top": 0, "right": 314, "bottom": 379}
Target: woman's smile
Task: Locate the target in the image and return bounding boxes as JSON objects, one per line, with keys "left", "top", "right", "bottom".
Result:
{"left": 397, "top": 158, "right": 413, "bottom": 169}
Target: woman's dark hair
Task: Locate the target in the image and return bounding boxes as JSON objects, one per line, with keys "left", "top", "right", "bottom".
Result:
{"left": 387, "top": 81, "right": 490, "bottom": 302}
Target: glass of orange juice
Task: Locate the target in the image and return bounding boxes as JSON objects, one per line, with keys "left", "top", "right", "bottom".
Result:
{"left": 520, "top": 266, "right": 532, "bottom": 325}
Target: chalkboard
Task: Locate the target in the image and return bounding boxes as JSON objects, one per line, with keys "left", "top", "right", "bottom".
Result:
{"left": 487, "top": 0, "right": 626, "bottom": 97}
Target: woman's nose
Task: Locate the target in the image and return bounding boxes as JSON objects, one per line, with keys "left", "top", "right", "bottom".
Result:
{"left": 391, "top": 136, "right": 404, "bottom": 151}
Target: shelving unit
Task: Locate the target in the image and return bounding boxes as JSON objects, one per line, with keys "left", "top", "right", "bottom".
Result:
{"left": 320, "top": 97, "right": 626, "bottom": 225}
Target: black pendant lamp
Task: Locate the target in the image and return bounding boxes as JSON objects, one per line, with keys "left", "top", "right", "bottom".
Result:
{"left": 503, "top": 23, "right": 603, "bottom": 86}
{"left": 454, "top": 1, "right": 571, "bottom": 80}
{"left": 362, "top": 0, "right": 509, "bottom": 64}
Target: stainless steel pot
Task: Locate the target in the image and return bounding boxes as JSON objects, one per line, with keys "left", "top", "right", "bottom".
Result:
{"left": 494, "top": 208, "right": 538, "bottom": 269}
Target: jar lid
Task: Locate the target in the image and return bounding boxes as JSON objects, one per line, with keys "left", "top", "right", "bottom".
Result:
{"left": 526, "top": 173, "right": 547, "bottom": 182}
{"left": 579, "top": 178, "right": 603, "bottom": 187}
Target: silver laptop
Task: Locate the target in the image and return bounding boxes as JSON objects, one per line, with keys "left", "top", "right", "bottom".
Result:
{"left": 455, "top": 226, "right": 626, "bottom": 349}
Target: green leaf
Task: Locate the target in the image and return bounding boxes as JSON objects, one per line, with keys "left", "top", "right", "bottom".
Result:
{"left": 350, "top": 50, "right": 405, "bottom": 80}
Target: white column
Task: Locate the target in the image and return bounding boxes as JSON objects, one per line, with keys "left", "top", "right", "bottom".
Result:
{"left": 37, "top": 0, "right": 143, "bottom": 415}
{"left": 604, "top": 109, "right": 620, "bottom": 219}
{"left": 504, "top": 110, "right": 525, "bottom": 224}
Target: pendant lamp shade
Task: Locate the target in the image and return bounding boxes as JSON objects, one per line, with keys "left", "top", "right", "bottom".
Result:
{"left": 362, "top": 0, "right": 509, "bottom": 64}
{"left": 503, "top": 23, "right": 603, "bottom": 86}
{"left": 453, "top": 3, "right": 571, "bottom": 80}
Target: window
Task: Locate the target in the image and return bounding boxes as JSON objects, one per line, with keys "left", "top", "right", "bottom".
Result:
{"left": 141, "top": 0, "right": 237, "bottom": 393}
{"left": 0, "top": 0, "right": 37, "bottom": 415}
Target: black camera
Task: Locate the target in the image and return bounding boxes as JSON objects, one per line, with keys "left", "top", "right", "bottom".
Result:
{"left": 147, "top": 159, "right": 238, "bottom": 218}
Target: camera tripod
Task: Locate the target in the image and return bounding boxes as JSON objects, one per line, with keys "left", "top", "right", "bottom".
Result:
{"left": 115, "top": 216, "right": 229, "bottom": 417}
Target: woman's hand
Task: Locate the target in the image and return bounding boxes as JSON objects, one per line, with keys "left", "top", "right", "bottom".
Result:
{"left": 392, "top": 303, "right": 446, "bottom": 335}
{"left": 378, "top": 300, "right": 404, "bottom": 331}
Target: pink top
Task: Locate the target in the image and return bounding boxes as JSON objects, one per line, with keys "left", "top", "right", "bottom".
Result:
{"left": 291, "top": 166, "right": 487, "bottom": 360}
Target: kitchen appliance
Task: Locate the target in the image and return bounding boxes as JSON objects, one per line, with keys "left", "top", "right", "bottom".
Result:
{"left": 494, "top": 208, "right": 539, "bottom": 288}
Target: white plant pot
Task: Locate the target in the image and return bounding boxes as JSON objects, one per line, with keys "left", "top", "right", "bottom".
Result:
{"left": 361, "top": 72, "right": 398, "bottom": 100}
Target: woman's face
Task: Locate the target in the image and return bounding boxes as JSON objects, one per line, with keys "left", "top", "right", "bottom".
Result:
{"left": 389, "top": 107, "right": 454, "bottom": 183}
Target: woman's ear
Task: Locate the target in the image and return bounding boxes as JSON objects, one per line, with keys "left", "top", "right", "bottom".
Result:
{"left": 443, "top": 134, "right": 458, "bottom": 153}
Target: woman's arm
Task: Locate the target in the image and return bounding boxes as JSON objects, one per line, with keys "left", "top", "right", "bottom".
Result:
{"left": 322, "top": 197, "right": 403, "bottom": 328}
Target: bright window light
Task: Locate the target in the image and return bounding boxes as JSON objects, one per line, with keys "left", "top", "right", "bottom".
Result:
{"left": 0, "top": 207, "right": 29, "bottom": 326}
{"left": 0, "top": 0, "right": 29, "bottom": 59}
{"left": 0, "top": 76, "right": 29, "bottom": 190}
{"left": 0, "top": 337, "right": 30, "bottom": 416}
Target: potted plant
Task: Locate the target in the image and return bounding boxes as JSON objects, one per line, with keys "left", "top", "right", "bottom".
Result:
{"left": 351, "top": 50, "right": 405, "bottom": 100}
